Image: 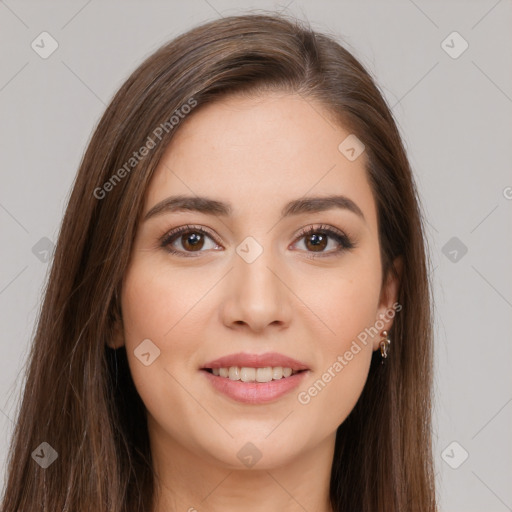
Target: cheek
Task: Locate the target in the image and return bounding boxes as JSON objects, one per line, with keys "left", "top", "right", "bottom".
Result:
{"left": 298, "top": 249, "right": 382, "bottom": 351}
{"left": 119, "top": 260, "right": 208, "bottom": 406}
{"left": 121, "top": 257, "right": 212, "bottom": 346}
{"left": 292, "top": 255, "right": 382, "bottom": 426}
{"left": 294, "top": 289, "right": 377, "bottom": 433}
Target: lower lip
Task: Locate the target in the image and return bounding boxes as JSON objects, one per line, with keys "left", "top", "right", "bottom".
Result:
{"left": 201, "top": 369, "right": 309, "bottom": 404}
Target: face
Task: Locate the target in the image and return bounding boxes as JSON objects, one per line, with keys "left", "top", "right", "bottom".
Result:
{"left": 112, "top": 92, "right": 400, "bottom": 471}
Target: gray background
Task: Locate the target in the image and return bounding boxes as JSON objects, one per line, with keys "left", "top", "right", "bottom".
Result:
{"left": 1, "top": 1, "right": 511, "bottom": 510}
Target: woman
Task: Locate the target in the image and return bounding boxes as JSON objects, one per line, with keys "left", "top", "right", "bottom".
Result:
{"left": 1, "top": 12, "right": 436, "bottom": 512}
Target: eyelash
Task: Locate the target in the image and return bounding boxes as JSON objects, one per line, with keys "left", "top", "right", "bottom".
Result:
{"left": 159, "top": 223, "right": 355, "bottom": 258}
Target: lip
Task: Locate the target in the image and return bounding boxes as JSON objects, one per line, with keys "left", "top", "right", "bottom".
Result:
{"left": 201, "top": 368, "right": 309, "bottom": 404}
{"left": 201, "top": 352, "right": 310, "bottom": 371}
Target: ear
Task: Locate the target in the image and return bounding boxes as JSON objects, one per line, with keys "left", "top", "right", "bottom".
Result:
{"left": 107, "top": 318, "right": 125, "bottom": 349}
{"left": 106, "top": 294, "right": 125, "bottom": 350}
{"left": 373, "top": 256, "right": 403, "bottom": 351}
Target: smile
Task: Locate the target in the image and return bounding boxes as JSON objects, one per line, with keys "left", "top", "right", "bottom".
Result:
{"left": 205, "top": 366, "right": 303, "bottom": 382}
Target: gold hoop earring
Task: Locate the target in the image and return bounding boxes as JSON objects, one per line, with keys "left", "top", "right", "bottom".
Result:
{"left": 380, "top": 330, "right": 390, "bottom": 363}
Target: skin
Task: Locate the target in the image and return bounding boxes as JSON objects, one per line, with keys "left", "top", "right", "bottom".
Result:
{"left": 109, "top": 92, "right": 401, "bottom": 512}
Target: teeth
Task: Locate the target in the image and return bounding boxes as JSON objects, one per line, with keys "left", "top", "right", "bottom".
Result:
{"left": 228, "top": 366, "right": 240, "bottom": 380}
{"left": 272, "top": 367, "right": 283, "bottom": 380}
{"left": 240, "top": 367, "right": 256, "bottom": 382}
{"left": 209, "top": 366, "right": 299, "bottom": 382}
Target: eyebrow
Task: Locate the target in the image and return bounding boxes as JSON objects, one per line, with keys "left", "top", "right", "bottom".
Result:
{"left": 144, "top": 194, "right": 366, "bottom": 223}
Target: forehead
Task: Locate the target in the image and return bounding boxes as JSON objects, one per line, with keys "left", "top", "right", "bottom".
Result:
{"left": 145, "top": 93, "right": 377, "bottom": 228}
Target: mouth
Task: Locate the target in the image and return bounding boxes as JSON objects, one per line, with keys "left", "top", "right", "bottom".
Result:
{"left": 200, "top": 352, "right": 310, "bottom": 403}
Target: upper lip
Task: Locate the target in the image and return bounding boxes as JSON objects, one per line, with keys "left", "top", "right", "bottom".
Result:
{"left": 202, "top": 352, "right": 310, "bottom": 371}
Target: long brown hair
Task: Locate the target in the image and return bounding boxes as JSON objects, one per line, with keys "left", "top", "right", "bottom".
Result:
{"left": 1, "top": 12, "right": 436, "bottom": 512}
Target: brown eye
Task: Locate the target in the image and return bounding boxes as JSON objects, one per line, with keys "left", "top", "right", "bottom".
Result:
{"left": 161, "top": 225, "right": 220, "bottom": 256}
{"left": 304, "top": 232, "right": 328, "bottom": 252}
{"left": 181, "top": 232, "right": 205, "bottom": 251}
{"left": 293, "top": 225, "right": 355, "bottom": 257}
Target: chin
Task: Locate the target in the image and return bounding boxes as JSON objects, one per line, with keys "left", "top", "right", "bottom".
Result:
{"left": 196, "top": 431, "right": 307, "bottom": 471}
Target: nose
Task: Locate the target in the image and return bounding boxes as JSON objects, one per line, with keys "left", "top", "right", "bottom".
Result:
{"left": 220, "top": 246, "right": 292, "bottom": 334}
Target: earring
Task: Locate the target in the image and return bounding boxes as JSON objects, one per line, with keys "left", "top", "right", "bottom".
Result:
{"left": 380, "top": 330, "right": 390, "bottom": 363}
